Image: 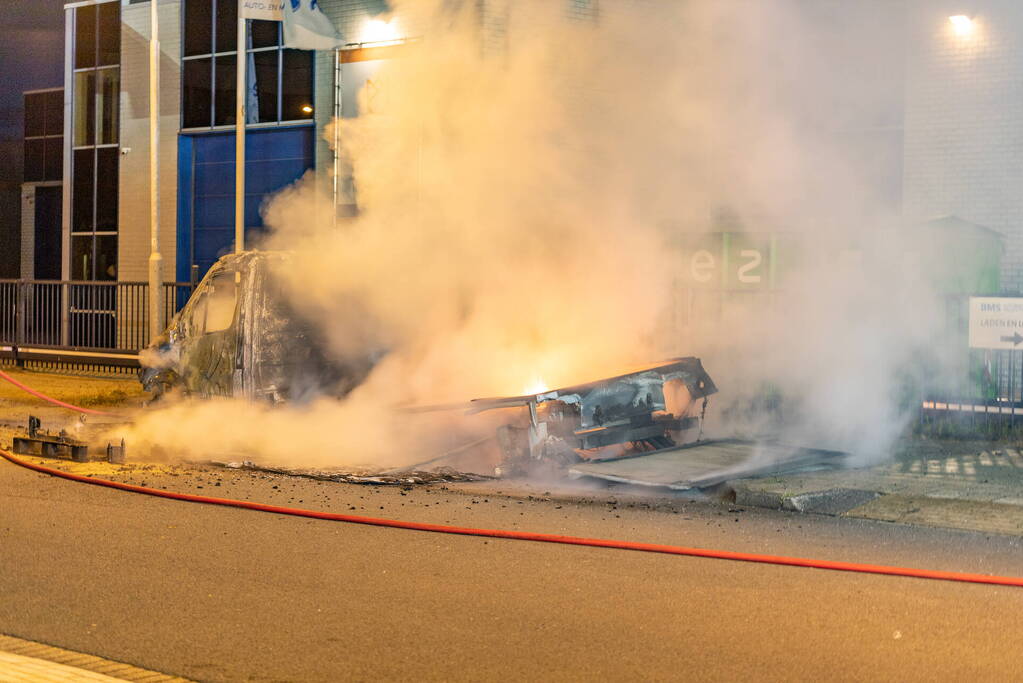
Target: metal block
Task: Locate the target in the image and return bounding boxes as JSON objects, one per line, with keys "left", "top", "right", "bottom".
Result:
{"left": 106, "top": 439, "right": 126, "bottom": 464}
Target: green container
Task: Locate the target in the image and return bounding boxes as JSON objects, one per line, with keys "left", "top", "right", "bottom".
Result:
{"left": 916, "top": 215, "right": 1003, "bottom": 295}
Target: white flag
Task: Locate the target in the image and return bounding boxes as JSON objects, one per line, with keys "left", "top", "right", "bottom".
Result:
{"left": 246, "top": 31, "right": 259, "bottom": 123}
{"left": 282, "top": 0, "right": 342, "bottom": 50}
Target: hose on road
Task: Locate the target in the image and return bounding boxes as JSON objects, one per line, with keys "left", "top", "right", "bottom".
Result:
{"left": 0, "top": 368, "right": 121, "bottom": 417}
{"left": 2, "top": 447, "right": 1021, "bottom": 588}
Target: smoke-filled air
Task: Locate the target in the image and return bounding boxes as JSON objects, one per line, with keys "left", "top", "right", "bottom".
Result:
{"left": 121, "top": 0, "right": 942, "bottom": 470}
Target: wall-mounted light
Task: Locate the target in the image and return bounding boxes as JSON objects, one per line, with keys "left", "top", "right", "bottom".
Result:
{"left": 358, "top": 18, "right": 401, "bottom": 46}
{"left": 301, "top": 105, "right": 314, "bottom": 114}
{"left": 949, "top": 15, "right": 975, "bottom": 36}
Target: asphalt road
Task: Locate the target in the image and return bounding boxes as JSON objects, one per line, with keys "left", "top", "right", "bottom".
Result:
{"left": 2, "top": 459, "right": 1023, "bottom": 682}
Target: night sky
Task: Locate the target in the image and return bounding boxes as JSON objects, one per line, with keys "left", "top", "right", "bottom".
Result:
{"left": 0, "top": 1, "right": 66, "bottom": 181}
{"left": 0, "top": 1, "right": 65, "bottom": 275}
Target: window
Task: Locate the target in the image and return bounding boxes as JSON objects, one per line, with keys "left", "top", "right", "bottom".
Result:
{"left": 24, "top": 140, "right": 45, "bottom": 183}
{"left": 205, "top": 272, "right": 238, "bottom": 332}
{"left": 74, "top": 5, "right": 98, "bottom": 69}
{"left": 72, "top": 149, "right": 94, "bottom": 233}
{"left": 75, "top": 1, "right": 120, "bottom": 69}
{"left": 96, "top": 68, "right": 119, "bottom": 145}
{"left": 182, "top": 59, "right": 212, "bottom": 128}
{"left": 24, "top": 96, "right": 46, "bottom": 138}
{"left": 181, "top": 0, "right": 314, "bottom": 129}
{"left": 72, "top": 0, "right": 120, "bottom": 280}
{"left": 214, "top": 54, "right": 237, "bottom": 126}
{"left": 281, "top": 49, "right": 314, "bottom": 121}
{"left": 71, "top": 234, "right": 118, "bottom": 281}
{"left": 23, "top": 90, "right": 63, "bottom": 183}
{"left": 182, "top": 270, "right": 236, "bottom": 335}
{"left": 73, "top": 72, "right": 96, "bottom": 145}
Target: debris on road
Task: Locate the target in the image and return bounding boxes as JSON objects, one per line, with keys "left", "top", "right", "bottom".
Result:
{"left": 106, "top": 439, "right": 127, "bottom": 464}
{"left": 209, "top": 460, "right": 493, "bottom": 485}
{"left": 12, "top": 415, "right": 88, "bottom": 462}
{"left": 568, "top": 439, "right": 846, "bottom": 490}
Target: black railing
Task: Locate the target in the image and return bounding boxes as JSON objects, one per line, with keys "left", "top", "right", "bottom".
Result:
{"left": 0, "top": 280, "right": 192, "bottom": 356}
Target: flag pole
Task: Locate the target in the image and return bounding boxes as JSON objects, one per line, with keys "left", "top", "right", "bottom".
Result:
{"left": 235, "top": 11, "right": 246, "bottom": 253}
{"left": 333, "top": 46, "right": 341, "bottom": 229}
{"left": 148, "top": 0, "right": 163, "bottom": 341}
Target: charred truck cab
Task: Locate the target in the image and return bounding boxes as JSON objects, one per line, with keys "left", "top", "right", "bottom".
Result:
{"left": 141, "top": 252, "right": 365, "bottom": 402}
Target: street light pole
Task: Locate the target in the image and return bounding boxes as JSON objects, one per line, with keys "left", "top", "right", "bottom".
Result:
{"left": 148, "top": 0, "right": 163, "bottom": 341}
{"left": 235, "top": 14, "right": 246, "bottom": 253}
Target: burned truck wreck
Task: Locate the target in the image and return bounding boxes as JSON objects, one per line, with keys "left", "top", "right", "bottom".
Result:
{"left": 141, "top": 252, "right": 370, "bottom": 401}
{"left": 469, "top": 359, "right": 718, "bottom": 476}
{"left": 142, "top": 253, "right": 721, "bottom": 481}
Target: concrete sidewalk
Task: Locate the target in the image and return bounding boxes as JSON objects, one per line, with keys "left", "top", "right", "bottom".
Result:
{"left": 729, "top": 441, "right": 1023, "bottom": 536}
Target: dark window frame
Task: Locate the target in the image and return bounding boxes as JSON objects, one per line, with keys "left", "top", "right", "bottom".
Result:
{"left": 23, "top": 89, "right": 64, "bottom": 183}
{"left": 180, "top": 0, "right": 314, "bottom": 131}
{"left": 71, "top": 0, "right": 121, "bottom": 281}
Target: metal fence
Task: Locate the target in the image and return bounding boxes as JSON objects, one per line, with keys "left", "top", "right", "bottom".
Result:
{"left": 0, "top": 280, "right": 192, "bottom": 360}
{"left": 0, "top": 279, "right": 1014, "bottom": 422}
{"left": 917, "top": 294, "right": 1023, "bottom": 434}
{"left": 672, "top": 288, "right": 1023, "bottom": 434}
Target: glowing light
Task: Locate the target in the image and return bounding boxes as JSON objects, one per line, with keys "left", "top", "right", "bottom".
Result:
{"left": 949, "top": 15, "right": 974, "bottom": 36}
{"left": 522, "top": 378, "right": 549, "bottom": 396}
{"left": 359, "top": 18, "right": 401, "bottom": 45}
{"left": 301, "top": 105, "right": 313, "bottom": 114}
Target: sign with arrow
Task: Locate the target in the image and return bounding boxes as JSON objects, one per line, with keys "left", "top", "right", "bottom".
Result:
{"left": 969, "top": 297, "right": 1023, "bottom": 349}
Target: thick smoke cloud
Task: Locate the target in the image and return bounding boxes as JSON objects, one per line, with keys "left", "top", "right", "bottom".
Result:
{"left": 123, "top": 0, "right": 939, "bottom": 468}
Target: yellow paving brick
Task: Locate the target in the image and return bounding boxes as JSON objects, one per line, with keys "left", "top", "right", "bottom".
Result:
{"left": 0, "top": 633, "right": 193, "bottom": 682}
{"left": 0, "top": 649, "right": 123, "bottom": 681}
{"left": 846, "top": 494, "right": 1023, "bottom": 536}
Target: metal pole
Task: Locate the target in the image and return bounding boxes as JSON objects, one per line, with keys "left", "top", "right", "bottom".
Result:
{"left": 147, "top": 0, "right": 163, "bottom": 341}
{"left": 332, "top": 47, "right": 340, "bottom": 225}
{"left": 235, "top": 15, "right": 246, "bottom": 253}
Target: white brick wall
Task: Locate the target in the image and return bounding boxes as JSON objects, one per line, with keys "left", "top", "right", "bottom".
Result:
{"left": 117, "top": 0, "right": 181, "bottom": 283}
{"left": 903, "top": 1, "right": 1023, "bottom": 293}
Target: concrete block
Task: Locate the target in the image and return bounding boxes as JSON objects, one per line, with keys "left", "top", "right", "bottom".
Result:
{"left": 781, "top": 488, "right": 880, "bottom": 516}
{"left": 731, "top": 484, "right": 786, "bottom": 510}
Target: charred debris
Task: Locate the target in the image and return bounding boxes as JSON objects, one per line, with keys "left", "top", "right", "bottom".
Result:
{"left": 470, "top": 358, "right": 718, "bottom": 477}
{"left": 11, "top": 415, "right": 126, "bottom": 464}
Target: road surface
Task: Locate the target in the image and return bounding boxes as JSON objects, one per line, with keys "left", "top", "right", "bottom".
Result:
{"left": 2, "top": 458, "right": 1022, "bottom": 681}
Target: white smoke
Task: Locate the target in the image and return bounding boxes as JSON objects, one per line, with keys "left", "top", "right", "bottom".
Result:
{"left": 122, "top": 0, "right": 942, "bottom": 469}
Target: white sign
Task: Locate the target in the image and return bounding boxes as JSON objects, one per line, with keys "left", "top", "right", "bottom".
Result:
{"left": 240, "top": 0, "right": 285, "bottom": 21}
{"left": 969, "top": 297, "right": 1023, "bottom": 349}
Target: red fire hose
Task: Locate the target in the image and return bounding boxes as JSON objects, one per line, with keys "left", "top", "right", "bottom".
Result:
{"left": 0, "top": 368, "right": 120, "bottom": 417}
{"left": 1, "top": 448, "right": 1021, "bottom": 588}
{"left": 1, "top": 368, "right": 1021, "bottom": 588}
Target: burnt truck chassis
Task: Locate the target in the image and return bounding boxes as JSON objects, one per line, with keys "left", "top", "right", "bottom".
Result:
{"left": 138, "top": 254, "right": 717, "bottom": 479}
{"left": 469, "top": 358, "right": 717, "bottom": 476}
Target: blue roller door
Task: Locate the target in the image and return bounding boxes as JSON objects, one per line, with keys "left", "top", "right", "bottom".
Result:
{"left": 177, "top": 126, "right": 314, "bottom": 282}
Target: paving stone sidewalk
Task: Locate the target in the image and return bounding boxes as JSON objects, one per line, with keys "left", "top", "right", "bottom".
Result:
{"left": 729, "top": 443, "right": 1023, "bottom": 536}
{"left": 0, "top": 634, "right": 189, "bottom": 682}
